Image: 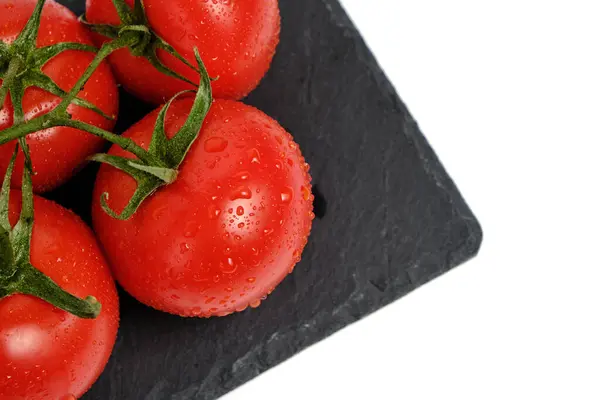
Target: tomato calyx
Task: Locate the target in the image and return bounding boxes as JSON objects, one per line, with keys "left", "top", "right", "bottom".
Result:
{"left": 89, "top": 48, "right": 213, "bottom": 220}
{"left": 1, "top": 0, "right": 212, "bottom": 222}
{"left": 0, "top": 0, "right": 113, "bottom": 122}
{"left": 0, "top": 145, "right": 101, "bottom": 319}
{"left": 80, "top": 0, "right": 201, "bottom": 87}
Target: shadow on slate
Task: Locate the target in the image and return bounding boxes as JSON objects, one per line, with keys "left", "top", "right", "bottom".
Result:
{"left": 51, "top": 0, "right": 483, "bottom": 399}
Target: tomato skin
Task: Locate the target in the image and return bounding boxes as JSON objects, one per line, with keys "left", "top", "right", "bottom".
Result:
{"left": 0, "top": 194, "right": 119, "bottom": 400}
{"left": 85, "top": 0, "right": 280, "bottom": 104}
{"left": 0, "top": 0, "right": 119, "bottom": 193}
{"left": 92, "top": 99, "right": 313, "bottom": 317}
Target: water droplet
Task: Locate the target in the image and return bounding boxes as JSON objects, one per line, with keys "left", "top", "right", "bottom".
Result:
{"left": 205, "top": 297, "right": 216, "bottom": 304}
{"left": 301, "top": 185, "right": 311, "bottom": 201}
{"left": 184, "top": 220, "right": 199, "bottom": 237}
{"left": 289, "top": 142, "right": 298, "bottom": 150}
{"left": 235, "top": 171, "right": 250, "bottom": 181}
{"left": 251, "top": 247, "right": 259, "bottom": 256}
{"left": 230, "top": 186, "right": 252, "bottom": 200}
{"left": 180, "top": 243, "right": 191, "bottom": 254}
{"left": 275, "top": 135, "right": 283, "bottom": 145}
{"left": 280, "top": 187, "right": 294, "bottom": 203}
{"left": 236, "top": 206, "right": 245, "bottom": 216}
{"left": 264, "top": 228, "right": 274, "bottom": 236}
{"left": 228, "top": 208, "right": 234, "bottom": 214}
{"left": 225, "top": 287, "right": 233, "bottom": 292}
{"left": 274, "top": 160, "right": 283, "bottom": 170}
{"left": 249, "top": 299, "right": 261, "bottom": 308}
{"left": 171, "top": 294, "right": 181, "bottom": 300}
{"left": 247, "top": 277, "right": 256, "bottom": 283}
{"left": 191, "top": 307, "right": 203, "bottom": 317}
{"left": 238, "top": 222, "right": 245, "bottom": 229}
{"left": 287, "top": 158, "right": 294, "bottom": 166}
{"left": 208, "top": 204, "right": 222, "bottom": 219}
{"left": 220, "top": 258, "right": 237, "bottom": 273}
{"left": 249, "top": 148, "right": 261, "bottom": 164}
{"left": 152, "top": 205, "right": 167, "bottom": 220}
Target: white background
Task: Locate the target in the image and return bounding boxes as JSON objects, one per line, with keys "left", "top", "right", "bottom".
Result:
{"left": 227, "top": 1, "right": 600, "bottom": 399}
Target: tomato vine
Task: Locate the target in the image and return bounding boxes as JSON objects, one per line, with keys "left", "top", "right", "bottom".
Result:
{"left": 0, "top": 0, "right": 213, "bottom": 317}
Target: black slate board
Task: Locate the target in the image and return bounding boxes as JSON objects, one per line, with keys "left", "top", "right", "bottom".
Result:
{"left": 50, "top": 0, "right": 483, "bottom": 398}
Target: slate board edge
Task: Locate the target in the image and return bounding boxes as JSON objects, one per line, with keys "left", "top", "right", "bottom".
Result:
{"left": 194, "top": 2, "right": 484, "bottom": 399}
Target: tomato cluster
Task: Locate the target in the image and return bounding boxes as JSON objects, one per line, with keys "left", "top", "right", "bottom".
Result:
{"left": 0, "top": 0, "right": 313, "bottom": 398}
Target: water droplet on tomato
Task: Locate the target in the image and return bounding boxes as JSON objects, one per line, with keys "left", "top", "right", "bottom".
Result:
{"left": 247, "top": 277, "right": 256, "bottom": 283}
{"left": 225, "top": 287, "right": 233, "bottom": 292}
{"left": 205, "top": 297, "right": 216, "bottom": 304}
{"left": 301, "top": 185, "right": 311, "bottom": 201}
{"left": 230, "top": 186, "right": 252, "bottom": 200}
{"left": 152, "top": 205, "right": 167, "bottom": 220}
{"left": 249, "top": 148, "right": 261, "bottom": 164}
{"left": 180, "top": 243, "right": 191, "bottom": 254}
{"left": 238, "top": 222, "right": 245, "bottom": 229}
{"left": 208, "top": 204, "right": 221, "bottom": 219}
{"left": 250, "top": 299, "right": 261, "bottom": 308}
{"left": 293, "top": 250, "right": 302, "bottom": 261}
{"left": 280, "top": 187, "right": 294, "bottom": 203}
{"left": 191, "top": 307, "right": 203, "bottom": 317}
{"left": 184, "top": 220, "right": 199, "bottom": 237}
{"left": 235, "top": 171, "right": 250, "bottom": 181}
{"left": 236, "top": 206, "right": 245, "bottom": 216}
{"left": 264, "top": 228, "right": 274, "bottom": 236}
{"left": 171, "top": 294, "right": 181, "bottom": 300}
{"left": 220, "top": 258, "right": 237, "bottom": 273}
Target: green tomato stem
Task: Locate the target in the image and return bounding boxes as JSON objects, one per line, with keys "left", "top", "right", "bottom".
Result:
{"left": 15, "top": 265, "right": 102, "bottom": 319}
{"left": 53, "top": 33, "right": 139, "bottom": 117}
{"left": 0, "top": 57, "right": 24, "bottom": 108}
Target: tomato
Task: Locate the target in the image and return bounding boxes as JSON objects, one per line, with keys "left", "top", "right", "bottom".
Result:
{"left": 92, "top": 99, "right": 313, "bottom": 317}
{"left": 85, "top": 0, "right": 280, "bottom": 104}
{"left": 0, "top": 0, "right": 119, "bottom": 193}
{"left": 0, "top": 193, "right": 119, "bottom": 400}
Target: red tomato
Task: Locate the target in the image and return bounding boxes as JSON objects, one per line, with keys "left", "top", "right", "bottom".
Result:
{"left": 85, "top": 0, "right": 280, "bottom": 104}
{"left": 0, "top": 0, "right": 119, "bottom": 193}
{"left": 0, "top": 193, "right": 119, "bottom": 400}
{"left": 92, "top": 99, "right": 313, "bottom": 317}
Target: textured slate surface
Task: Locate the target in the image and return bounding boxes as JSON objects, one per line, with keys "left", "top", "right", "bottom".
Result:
{"left": 51, "top": 0, "right": 483, "bottom": 399}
